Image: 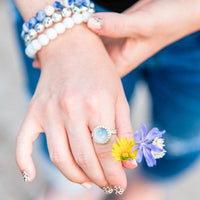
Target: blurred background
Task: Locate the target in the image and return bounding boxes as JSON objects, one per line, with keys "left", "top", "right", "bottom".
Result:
{"left": 0, "top": 0, "right": 200, "bottom": 199}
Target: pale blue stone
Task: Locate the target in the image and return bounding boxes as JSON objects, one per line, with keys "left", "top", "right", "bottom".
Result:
{"left": 93, "top": 127, "right": 109, "bottom": 144}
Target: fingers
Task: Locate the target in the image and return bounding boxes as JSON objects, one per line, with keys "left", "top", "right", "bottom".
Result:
{"left": 16, "top": 115, "right": 42, "bottom": 182}
{"left": 89, "top": 97, "right": 127, "bottom": 192}
{"left": 88, "top": 12, "right": 133, "bottom": 38}
{"left": 60, "top": 97, "right": 108, "bottom": 188}
{"left": 44, "top": 121, "right": 92, "bottom": 186}
{"left": 116, "top": 90, "right": 138, "bottom": 170}
{"left": 32, "top": 59, "right": 41, "bottom": 69}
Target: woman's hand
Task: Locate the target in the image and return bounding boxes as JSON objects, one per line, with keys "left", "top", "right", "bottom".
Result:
{"left": 87, "top": 0, "right": 200, "bottom": 77}
{"left": 16, "top": 24, "right": 136, "bottom": 192}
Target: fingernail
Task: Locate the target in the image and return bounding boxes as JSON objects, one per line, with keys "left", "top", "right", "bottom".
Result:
{"left": 114, "top": 186, "right": 124, "bottom": 195}
{"left": 81, "top": 182, "right": 93, "bottom": 189}
{"left": 130, "top": 158, "right": 137, "bottom": 166}
{"left": 102, "top": 186, "right": 113, "bottom": 195}
{"left": 22, "top": 171, "right": 29, "bottom": 182}
{"left": 88, "top": 16, "right": 103, "bottom": 30}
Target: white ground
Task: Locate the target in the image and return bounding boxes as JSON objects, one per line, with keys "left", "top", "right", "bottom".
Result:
{"left": 0, "top": 1, "right": 200, "bottom": 199}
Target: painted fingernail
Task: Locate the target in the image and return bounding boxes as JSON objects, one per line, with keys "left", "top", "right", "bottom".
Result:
{"left": 102, "top": 186, "right": 113, "bottom": 195}
{"left": 81, "top": 182, "right": 93, "bottom": 189}
{"left": 130, "top": 158, "right": 137, "bottom": 166}
{"left": 114, "top": 186, "right": 124, "bottom": 195}
{"left": 88, "top": 16, "right": 103, "bottom": 30}
{"left": 22, "top": 171, "right": 29, "bottom": 182}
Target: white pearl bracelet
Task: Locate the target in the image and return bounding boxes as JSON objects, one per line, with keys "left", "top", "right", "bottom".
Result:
{"left": 24, "top": 0, "right": 95, "bottom": 58}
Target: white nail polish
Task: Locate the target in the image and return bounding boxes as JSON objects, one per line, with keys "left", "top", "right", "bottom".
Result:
{"left": 81, "top": 182, "right": 93, "bottom": 189}
{"left": 22, "top": 171, "right": 29, "bottom": 182}
{"left": 130, "top": 158, "right": 137, "bottom": 166}
{"left": 88, "top": 16, "right": 103, "bottom": 30}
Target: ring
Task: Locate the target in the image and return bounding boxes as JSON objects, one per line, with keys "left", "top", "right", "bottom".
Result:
{"left": 92, "top": 125, "right": 117, "bottom": 145}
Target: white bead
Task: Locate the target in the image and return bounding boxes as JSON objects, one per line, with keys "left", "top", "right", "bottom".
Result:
{"left": 28, "top": 29, "right": 37, "bottom": 39}
{"left": 62, "top": 8, "right": 72, "bottom": 17}
{"left": 44, "top": 5, "right": 55, "bottom": 16}
{"left": 25, "top": 44, "right": 36, "bottom": 58}
{"left": 52, "top": 12, "right": 62, "bottom": 22}
{"left": 31, "top": 39, "right": 42, "bottom": 51}
{"left": 63, "top": 0, "right": 69, "bottom": 7}
{"left": 43, "top": 17, "right": 53, "bottom": 27}
{"left": 63, "top": 17, "right": 74, "bottom": 29}
{"left": 54, "top": 23, "right": 66, "bottom": 34}
{"left": 38, "top": 34, "right": 49, "bottom": 46}
{"left": 88, "top": 8, "right": 95, "bottom": 14}
{"left": 82, "top": 11, "right": 91, "bottom": 22}
{"left": 72, "top": 13, "right": 83, "bottom": 24}
{"left": 46, "top": 28, "right": 58, "bottom": 39}
{"left": 35, "top": 23, "right": 45, "bottom": 33}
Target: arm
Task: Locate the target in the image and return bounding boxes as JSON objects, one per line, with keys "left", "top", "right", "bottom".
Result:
{"left": 14, "top": 0, "right": 136, "bottom": 193}
{"left": 87, "top": 0, "right": 200, "bottom": 77}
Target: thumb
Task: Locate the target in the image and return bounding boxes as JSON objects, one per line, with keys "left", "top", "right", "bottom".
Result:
{"left": 87, "top": 12, "right": 134, "bottom": 38}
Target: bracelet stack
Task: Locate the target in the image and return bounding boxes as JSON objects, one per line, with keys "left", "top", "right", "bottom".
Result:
{"left": 21, "top": 0, "right": 95, "bottom": 58}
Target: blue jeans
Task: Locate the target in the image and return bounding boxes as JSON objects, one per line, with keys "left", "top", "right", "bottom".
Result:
{"left": 10, "top": 1, "right": 200, "bottom": 181}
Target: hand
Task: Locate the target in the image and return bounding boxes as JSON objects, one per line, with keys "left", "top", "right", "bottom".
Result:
{"left": 87, "top": 0, "right": 200, "bottom": 77}
{"left": 16, "top": 24, "right": 136, "bottom": 191}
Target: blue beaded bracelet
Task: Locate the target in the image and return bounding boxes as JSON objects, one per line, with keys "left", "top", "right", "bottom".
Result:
{"left": 23, "top": 0, "right": 95, "bottom": 58}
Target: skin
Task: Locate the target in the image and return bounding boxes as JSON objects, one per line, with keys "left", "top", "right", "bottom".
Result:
{"left": 87, "top": 0, "right": 200, "bottom": 77}
{"left": 14, "top": 0, "right": 136, "bottom": 193}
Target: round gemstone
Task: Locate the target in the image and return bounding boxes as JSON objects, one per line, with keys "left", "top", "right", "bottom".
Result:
{"left": 44, "top": 5, "right": 55, "bottom": 16}
{"left": 62, "top": 8, "right": 72, "bottom": 17}
{"left": 28, "top": 29, "right": 37, "bottom": 39}
{"left": 52, "top": 12, "right": 62, "bottom": 22}
{"left": 92, "top": 127, "right": 110, "bottom": 144}
{"left": 43, "top": 17, "right": 53, "bottom": 27}
{"left": 29, "top": 17, "right": 38, "bottom": 28}
{"left": 36, "top": 11, "right": 46, "bottom": 22}
{"left": 53, "top": 1, "right": 64, "bottom": 10}
{"left": 35, "top": 23, "right": 45, "bottom": 33}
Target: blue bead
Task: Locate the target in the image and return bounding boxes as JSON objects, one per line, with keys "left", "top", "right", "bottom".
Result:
{"left": 22, "top": 22, "right": 31, "bottom": 32}
{"left": 82, "top": 0, "right": 88, "bottom": 7}
{"left": 74, "top": 0, "right": 82, "bottom": 7}
{"left": 29, "top": 17, "right": 38, "bottom": 28}
{"left": 36, "top": 11, "right": 46, "bottom": 22}
{"left": 68, "top": 0, "right": 74, "bottom": 6}
{"left": 53, "top": 1, "right": 64, "bottom": 10}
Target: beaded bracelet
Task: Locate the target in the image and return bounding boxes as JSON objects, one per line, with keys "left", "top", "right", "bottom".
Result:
{"left": 22, "top": 0, "right": 95, "bottom": 58}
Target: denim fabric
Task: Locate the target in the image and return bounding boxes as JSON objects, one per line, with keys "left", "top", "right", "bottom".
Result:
{"left": 10, "top": 0, "right": 200, "bottom": 181}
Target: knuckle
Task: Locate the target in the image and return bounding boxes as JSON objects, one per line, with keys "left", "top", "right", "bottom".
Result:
{"left": 50, "top": 151, "right": 66, "bottom": 165}
{"left": 75, "top": 153, "right": 90, "bottom": 167}
{"left": 85, "top": 93, "right": 100, "bottom": 112}
{"left": 60, "top": 91, "right": 78, "bottom": 113}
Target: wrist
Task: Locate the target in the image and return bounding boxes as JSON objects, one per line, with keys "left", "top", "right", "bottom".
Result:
{"left": 38, "top": 24, "right": 103, "bottom": 68}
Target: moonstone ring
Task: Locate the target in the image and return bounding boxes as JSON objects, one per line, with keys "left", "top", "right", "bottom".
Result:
{"left": 92, "top": 126, "right": 117, "bottom": 145}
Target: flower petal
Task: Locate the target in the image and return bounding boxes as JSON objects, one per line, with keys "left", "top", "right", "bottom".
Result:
{"left": 133, "top": 130, "right": 141, "bottom": 143}
{"left": 147, "top": 144, "right": 164, "bottom": 153}
{"left": 142, "top": 147, "right": 156, "bottom": 167}
{"left": 145, "top": 128, "right": 161, "bottom": 142}
{"left": 140, "top": 124, "right": 147, "bottom": 140}
{"left": 136, "top": 146, "right": 143, "bottom": 163}
{"left": 132, "top": 144, "right": 140, "bottom": 152}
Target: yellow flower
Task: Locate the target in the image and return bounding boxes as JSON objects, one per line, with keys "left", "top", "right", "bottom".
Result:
{"left": 112, "top": 137, "right": 138, "bottom": 161}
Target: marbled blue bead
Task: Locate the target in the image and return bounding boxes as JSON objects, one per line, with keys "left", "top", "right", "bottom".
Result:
{"left": 22, "top": 22, "right": 31, "bottom": 32}
{"left": 53, "top": 1, "right": 64, "bottom": 10}
{"left": 29, "top": 17, "right": 38, "bottom": 28}
{"left": 36, "top": 11, "right": 46, "bottom": 22}
{"left": 74, "top": 0, "right": 83, "bottom": 7}
{"left": 68, "top": 0, "right": 74, "bottom": 6}
{"left": 81, "top": 0, "right": 88, "bottom": 7}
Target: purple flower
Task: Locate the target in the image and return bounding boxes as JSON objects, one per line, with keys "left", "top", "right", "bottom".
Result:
{"left": 132, "top": 124, "right": 166, "bottom": 167}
